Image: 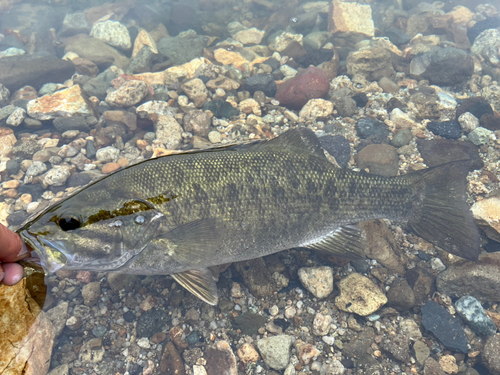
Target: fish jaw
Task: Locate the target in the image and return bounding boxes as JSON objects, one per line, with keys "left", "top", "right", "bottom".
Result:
{"left": 19, "top": 229, "right": 69, "bottom": 274}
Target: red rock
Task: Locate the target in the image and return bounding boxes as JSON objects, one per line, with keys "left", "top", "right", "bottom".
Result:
{"left": 275, "top": 67, "right": 330, "bottom": 110}
{"left": 76, "top": 271, "right": 93, "bottom": 284}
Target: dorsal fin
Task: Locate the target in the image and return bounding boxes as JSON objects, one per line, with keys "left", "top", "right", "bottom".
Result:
{"left": 252, "top": 128, "right": 327, "bottom": 159}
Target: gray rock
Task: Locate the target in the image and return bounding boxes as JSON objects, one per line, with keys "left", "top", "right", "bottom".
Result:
{"left": 257, "top": 335, "right": 292, "bottom": 370}
{"left": 392, "top": 128, "right": 412, "bottom": 147}
{"left": 59, "top": 12, "right": 91, "bottom": 37}
{"left": 90, "top": 20, "right": 131, "bottom": 50}
{"left": 158, "top": 32, "right": 207, "bottom": 66}
{"left": 387, "top": 279, "right": 416, "bottom": 312}
{"left": 437, "top": 253, "right": 500, "bottom": 302}
{"left": 0, "top": 104, "right": 15, "bottom": 121}
{"left": 96, "top": 146, "right": 119, "bottom": 162}
{"left": 181, "top": 78, "right": 208, "bottom": 107}
{"left": 53, "top": 116, "right": 91, "bottom": 132}
{"left": 46, "top": 301, "right": 69, "bottom": 337}
{"left": 423, "top": 357, "right": 445, "bottom": 375}
{"left": 412, "top": 340, "right": 430, "bottom": 365}
{"left": 183, "top": 110, "right": 211, "bottom": 137}
{"left": 107, "top": 273, "right": 138, "bottom": 291}
{"left": 154, "top": 115, "right": 183, "bottom": 150}
{"left": 455, "top": 296, "right": 497, "bottom": 336}
{"left": 298, "top": 266, "right": 333, "bottom": 299}
{"left": 482, "top": 334, "right": 500, "bottom": 375}
{"left": 106, "top": 80, "right": 149, "bottom": 107}
{"left": 83, "top": 69, "right": 118, "bottom": 100}
{"left": 421, "top": 300, "right": 469, "bottom": 353}
{"left": 48, "top": 364, "right": 69, "bottom": 375}
{"left": 6, "top": 107, "right": 25, "bottom": 126}
{"left": 356, "top": 144, "right": 399, "bottom": 177}
{"left": 0, "top": 83, "right": 10, "bottom": 106}
{"left": 468, "top": 127, "right": 492, "bottom": 145}
{"left": 471, "top": 29, "right": 500, "bottom": 58}
{"left": 39, "top": 83, "right": 59, "bottom": 96}
{"left": 137, "top": 309, "right": 170, "bottom": 338}
{"left": 380, "top": 333, "right": 410, "bottom": 362}
{"left": 25, "top": 161, "right": 48, "bottom": 177}
{"left": 82, "top": 281, "right": 101, "bottom": 307}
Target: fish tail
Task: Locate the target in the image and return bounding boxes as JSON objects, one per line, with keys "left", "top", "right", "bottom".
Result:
{"left": 403, "top": 161, "right": 480, "bottom": 261}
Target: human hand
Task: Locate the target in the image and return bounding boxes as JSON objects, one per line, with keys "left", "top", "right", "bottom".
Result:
{"left": 0, "top": 223, "right": 29, "bottom": 285}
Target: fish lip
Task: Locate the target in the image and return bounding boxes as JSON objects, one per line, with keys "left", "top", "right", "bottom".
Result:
{"left": 18, "top": 230, "right": 68, "bottom": 274}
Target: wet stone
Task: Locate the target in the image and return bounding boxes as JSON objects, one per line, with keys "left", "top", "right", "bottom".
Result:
{"left": 92, "top": 325, "right": 108, "bottom": 338}
{"left": 137, "top": 310, "right": 170, "bottom": 338}
{"left": 427, "top": 120, "right": 462, "bottom": 140}
{"left": 231, "top": 312, "right": 267, "bottom": 336}
{"left": 482, "top": 334, "right": 500, "bottom": 374}
{"left": 160, "top": 342, "right": 185, "bottom": 375}
{"left": 202, "top": 100, "right": 239, "bottom": 119}
{"left": 416, "top": 138, "right": 483, "bottom": 170}
{"left": 205, "top": 341, "right": 237, "bottom": 375}
{"left": 335, "top": 273, "right": 387, "bottom": 316}
{"left": 421, "top": 300, "right": 469, "bottom": 353}
{"left": 387, "top": 279, "right": 416, "bottom": 312}
{"left": 356, "top": 144, "right": 399, "bottom": 177}
{"left": 355, "top": 118, "right": 389, "bottom": 139}
{"left": 245, "top": 73, "right": 277, "bottom": 97}
{"left": 380, "top": 333, "right": 410, "bottom": 363}
{"left": 392, "top": 128, "right": 413, "bottom": 148}
{"left": 82, "top": 281, "right": 101, "bottom": 307}
{"left": 257, "top": 335, "right": 292, "bottom": 371}
{"left": 298, "top": 266, "right": 334, "bottom": 299}
{"left": 456, "top": 97, "right": 494, "bottom": 121}
{"left": 319, "top": 135, "right": 351, "bottom": 168}
{"left": 455, "top": 296, "right": 497, "bottom": 336}
{"left": 468, "top": 127, "right": 492, "bottom": 146}
{"left": 424, "top": 357, "right": 446, "bottom": 375}
{"left": 235, "top": 258, "right": 278, "bottom": 298}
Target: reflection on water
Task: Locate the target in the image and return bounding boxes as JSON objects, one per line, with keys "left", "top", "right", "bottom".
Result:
{"left": 1, "top": 0, "right": 500, "bottom": 374}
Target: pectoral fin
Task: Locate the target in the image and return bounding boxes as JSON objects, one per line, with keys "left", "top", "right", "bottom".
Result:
{"left": 305, "top": 225, "right": 366, "bottom": 260}
{"left": 172, "top": 268, "right": 218, "bottom": 305}
{"left": 161, "top": 218, "right": 223, "bottom": 266}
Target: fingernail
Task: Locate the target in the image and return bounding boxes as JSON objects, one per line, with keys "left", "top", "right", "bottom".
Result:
{"left": 17, "top": 242, "right": 29, "bottom": 257}
{"left": 10, "top": 272, "right": 22, "bottom": 285}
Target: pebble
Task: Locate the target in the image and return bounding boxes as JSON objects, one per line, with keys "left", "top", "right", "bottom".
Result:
{"left": 335, "top": 273, "right": 387, "bottom": 316}
{"left": 82, "top": 281, "right": 101, "bottom": 307}
{"left": 437, "top": 252, "right": 500, "bottom": 302}
{"left": 421, "top": 300, "right": 469, "bottom": 353}
{"left": 297, "top": 266, "right": 334, "bottom": 299}
{"left": 96, "top": 146, "right": 119, "bottom": 163}
{"left": 257, "top": 335, "right": 292, "bottom": 370}
{"left": 413, "top": 340, "right": 430, "bottom": 365}
{"left": 6, "top": 107, "right": 26, "bottom": 127}
{"left": 154, "top": 115, "right": 183, "bottom": 150}
{"left": 205, "top": 341, "right": 237, "bottom": 375}
{"left": 181, "top": 78, "right": 208, "bottom": 107}
{"left": 46, "top": 301, "right": 69, "bottom": 338}
{"left": 298, "top": 98, "right": 334, "bottom": 122}
{"left": 355, "top": 118, "right": 389, "bottom": 139}
{"left": 319, "top": 135, "right": 351, "bottom": 168}
{"left": 439, "top": 355, "right": 458, "bottom": 374}
{"left": 427, "top": 120, "right": 462, "bottom": 140}
{"left": 356, "top": 144, "right": 399, "bottom": 177}
{"left": 208, "top": 130, "right": 222, "bottom": 144}
{"left": 43, "top": 167, "right": 70, "bottom": 186}
{"left": 468, "top": 127, "right": 492, "bottom": 146}
{"left": 237, "top": 343, "right": 260, "bottom": 364}
{"left": 90, "top": 20, "right": 131, "bottom": 50}
{"left": 106, "top": 80, "right": 149, "bottom": 107}
{"left": 137, "top": 337, "right": 151, "bottom": 349}
{"left": 312, "top": 312, "right": 332, "bottom": 336}
{"left": 455, "top": 296, "right": 497, "bottom": 336}
{"left": 25, "top": 161, "right": 47, "bottom": 177}
{"left": 233, "top": 27, "right": 265, "bottom": 45}
{"left": 102, "top": 162, "right": 121, "bottom": 174}
{"left": 482, "top": 334, "right": 500, "bottom": 374}
{"left": 458, "top": 112, "right": 480, "bottom": 133}
{"left": 137, "top": 309, "right": 170, "bottom": 338}
{"left": 245, "top": 73, "right": 277, "bottom": 97}
{"left": 430, "top": 258, "right": 446, "bottom": 272}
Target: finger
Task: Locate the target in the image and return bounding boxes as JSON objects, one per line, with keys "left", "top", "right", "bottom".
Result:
{"left": 1, "top": 263, "right": 24, "bottom": 285}
{"left": 0, "top": 223, "right": 29, "bottom": 262}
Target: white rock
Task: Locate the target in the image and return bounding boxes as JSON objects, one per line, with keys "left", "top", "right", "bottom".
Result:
{"left": 299, "top": 99, "right": 334, "bottom": 122}
{"left": 90, "top": 20, "right": 131, "bottom": 50}
{"left": 44, "top": 167, "right": 71, "bottom": 186}
{"left": 6, "top": 107, "right": 26, "bottom": 127}
{"left": 137, "top": 337, "right": 151, "bottom": 349}
{"left": 458, "top": 112, "right": 479, "bottom": 133}
{"left": 25, "top": 161, "right": 47, "bottom": 177}
{"left": 96, "top": 146, "right": 119, "bottom": 162}
{"left": 208, "top": 130, "right": 222, "bottom": 144}
{"left": 154, "top": 115, "right": 183, "bottom": 149}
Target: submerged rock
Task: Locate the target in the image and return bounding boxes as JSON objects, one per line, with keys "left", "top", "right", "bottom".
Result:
{"left": 455, "top": 296, "right": 497, "bottom": 336}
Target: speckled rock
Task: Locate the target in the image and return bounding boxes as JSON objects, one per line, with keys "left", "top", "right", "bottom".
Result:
{"left": 298, "top": 266, "right": 334, "bottom": 299}
{"left": 233, "top": 28, "right": 265, "bottom": 45}
{"left": 44, "top": 167, "right": 71, "bottom": 186}
{"left": 298, "top": 98, "right": 334, "bottom": 122}
{"left": 0, "top": 84, "right": 10, "bottom": 106}
{"left": 25, "top": 161, "right": 47, "bottom": 177}
{"left": 183, "top": 110, "right": 211, "bottom": 137}
{"left": 6, "top": 107, "right": 26, "bottom": 127}
{"left": 380, "top": 333, "right": 410, "bottom": 363}
{"left": 90, "top": 20, "right": 131, "bottom": 50}
{"left": 455, "top": 296, "right": 497, "bottom": 336}
{"left": 182, "top": 78, "right": 208, "bottom": 108}
{"left": 458, "top": 112, "right": 480, "bottom": 133}
{"left": 427, "top": 120, "right": 462, "bottom": 140}
{"left": 45, "top": 302, "right": 69, "bottom": 338}
{"left": 236, "top": 258, "right": 278, "bottom": 298}
{"left": 257, "top": 335, "right": 292, "bottom": 370}
{"left": 421, "top": 300, "right": 469, "bottom": 353}
{"left": 27, "top": 85, "right": 95, "bottom": 121}
{"left": 468, "top": 127, "right": 492, "bottom": 145}
{"left": 154, "top": 115, "right": 183, "bottom": 150}
{"left": 335, "top": 273, "right": 387, "bottom": 316}
{"left": 106, "top": 80, "right": 149, "bottom": 107}
{"left": 96, "top": 146, "right": 119, "bottom": 163}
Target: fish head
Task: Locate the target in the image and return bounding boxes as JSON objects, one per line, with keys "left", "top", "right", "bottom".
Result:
{"left": 17, "top": 197, "right": 165, "bottom": 274}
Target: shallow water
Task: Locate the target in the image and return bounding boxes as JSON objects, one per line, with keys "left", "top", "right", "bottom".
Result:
{"left": 1, "top": 0, "right": 500, "bottom": 374}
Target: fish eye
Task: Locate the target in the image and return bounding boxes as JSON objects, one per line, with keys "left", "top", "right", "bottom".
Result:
{"left": 135, "top": 215, "right": 145, "bottom": 225}
{"left": 58, "top": 217, "right": 81, "bottom": 231}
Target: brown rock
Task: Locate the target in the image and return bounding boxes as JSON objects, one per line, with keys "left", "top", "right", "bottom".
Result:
{"left": 471, "top": 197, "right": 500, "bottom": 242}
{"left": 152, "top": 332, "right": 167, "bottom": 344}
{"left": 328, "top": 0, "right": 375, "bottom": 37}
{"left": 275, "top": 66, "right": 330, "bottom": 110}
{"left": 160, "top": 342, "right": 185, "bottom": 375}
{"left": 237, "top": 343, "right": 260, "bottom": 364}
{"left": 26, "top": 85, "right": 96, "bottom": 121}
{"left": 117, "top": 158, "right": 129, "bottom": 167}
{"left": 360, "top": 219, "right": 407, "bottom": 273}
{"left": 424, "top": 357, "right": 446, "bottom": 375}
{"left": 132, "top": 29, "right": 158, "bottom": 59}
{"left": 0, "top": 279, "right": 55, "bottom": 375}
{"left": 386, "top": 278, "right": 416, "bottom": 312}
{"left": 206, "top": 341, "right": 237, "bottom": 375}
{"left": 206, "top": 76, "right": 240, "bottom": 91}
{"left": 102, "top": 162, "right": 121, "bottom": 174}
{"left": 3, "top": 179, "right": 20, "bottom": 189}
{"left": 169, "top": 326, "right": 189, "bottom": 352}
{"left": 235, "top": 257, "right": 278, "bottom": 298}
{"left": 106, "top": 80, "right": 149, "bottom": 107}
{"left": 11, "top": 86, "right": 38, "bottom": 102}
{"left": 183, "top": 110, "right": 211, "bottom": 137}
{"left": 406, "top": 267, "right": 435, "bottom": 306}
{"left": 213, "top": 49, "right": 267, "bottom": 71}
{"left": 73, "top": 57, "right": 99, "bottom": 77}
{"left": 335, "top": 273, "right": 387, "bottom": 316}
{"left": 0, "top": 127, "right": 17, "bottom": 158}
{"left": 103, "top": 110, "right": 137, "bottom": 131}
{"left": 356, "top": 144, "right": 399, "bottom": 177}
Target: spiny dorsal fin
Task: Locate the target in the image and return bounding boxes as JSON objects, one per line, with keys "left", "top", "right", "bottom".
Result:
{"left": 305, "top": 225, "right": 366, "bottom": 260}
{"left": 172, "top": 268, "right": 218, "bottom": 305}
{"left": 252, "top": 128, "right": 326, "bottom": 159}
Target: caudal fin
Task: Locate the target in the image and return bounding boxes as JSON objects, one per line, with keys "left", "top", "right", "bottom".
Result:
{"left": 404, "top": 161, "right": 480, "bottom": 261}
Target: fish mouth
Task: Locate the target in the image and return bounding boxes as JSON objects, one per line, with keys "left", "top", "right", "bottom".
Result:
{"left": 19, "top": 230, "right": 69, "bottom": 274}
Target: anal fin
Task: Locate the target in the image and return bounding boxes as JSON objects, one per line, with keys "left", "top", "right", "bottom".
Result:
{"left": 172, "top": 268, "right": 218, "bottom": 305}
{"left": 305, "top": 225, "right": 366, "bottom": 260}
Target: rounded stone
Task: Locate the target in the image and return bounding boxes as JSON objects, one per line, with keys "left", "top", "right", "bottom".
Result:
{"left": 297, "top": 266, "right": 334, "bottom": 299}
{"left": 335, "top": 273, "right": 388, "bottom": 316}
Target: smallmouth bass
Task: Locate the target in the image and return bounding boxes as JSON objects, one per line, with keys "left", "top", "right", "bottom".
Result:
{"left": 17, "top": 128, "right": 480, "bottom": 304}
